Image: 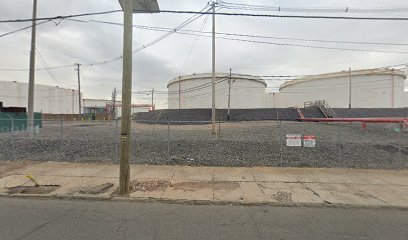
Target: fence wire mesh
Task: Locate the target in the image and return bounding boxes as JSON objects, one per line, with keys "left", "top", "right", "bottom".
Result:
{"left": 0, "top": 118, "right": 407, "bottom": 169}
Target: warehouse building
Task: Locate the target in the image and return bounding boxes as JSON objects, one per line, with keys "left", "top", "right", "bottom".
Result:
{"left": 0, "top": 80, "right": 81, "bottom": 114}
{"left": 167, "top": 73, "right": 266, "bottom": 109}
{"left": 266, "top": 68, "right": 407, "bottom": 108}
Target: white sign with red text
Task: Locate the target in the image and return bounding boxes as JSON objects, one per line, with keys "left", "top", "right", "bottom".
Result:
{"left": 286, "top": 134, "right": 302, "bottom": 147}
{"left": 303, "top": 135, "right": 316, "bottom": 148}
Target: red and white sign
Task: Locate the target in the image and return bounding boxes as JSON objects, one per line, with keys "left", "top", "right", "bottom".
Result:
{"left": 303, "top": 135, "right": 316, "bottom": 148}
{"left": 286, "top": 134, "right": 302, "bottom": 147}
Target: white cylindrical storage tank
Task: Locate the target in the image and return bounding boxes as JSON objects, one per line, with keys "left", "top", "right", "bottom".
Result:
{"left": 167, "top": 73, "right": 266, "bottom": 109}
{"left": 278, "top": 68, "right": 406, "bottom": 108}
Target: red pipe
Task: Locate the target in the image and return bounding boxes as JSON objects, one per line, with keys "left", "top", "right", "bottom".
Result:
{"left": 299, "top": 117, "right": 408, "bottom": 123}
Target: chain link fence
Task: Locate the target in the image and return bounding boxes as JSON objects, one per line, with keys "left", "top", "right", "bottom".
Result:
{"left": 0, "top": 118, "right": 407, "bottom": 169}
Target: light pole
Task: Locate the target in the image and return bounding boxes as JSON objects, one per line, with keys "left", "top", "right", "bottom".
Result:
{"left": 117, "top": 0, "right": 160, "bottom": 196}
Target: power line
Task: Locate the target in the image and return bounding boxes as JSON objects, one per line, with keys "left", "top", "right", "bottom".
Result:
{"left": 218, "top": 1, "right": 408, "bottom": 14}
{"left": 0, "top": 20, "right": 52, "bottom": 38}
{"left": 81, "top": 5, "right": 212, "bottom": 67}
{"left": 0, "top": 5, "right": 211, "bottom": 71}
{"left": 156, "top": 10, "right": 408, "bottom": 21}
{"left": 178, "top": 14, "right": 210, "bottom": 74}
{"left": 81, "top": 20, "right": 408, "bottom": 54}
{"left": 4, "top": 9, "right": 408, "bottom": 24}
{"left": 86, "top": 20, "right": 408, "bottom": 47}
{"left": 0, "top": 10, "right": 122, "bottom": 23}
{"left": 36, "top": 48, "right": 63, "bottom": 87}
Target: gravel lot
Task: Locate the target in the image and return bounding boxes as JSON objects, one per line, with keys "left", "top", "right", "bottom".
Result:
{"left": 0, "top": 120, "right": 407, "bottom": 169}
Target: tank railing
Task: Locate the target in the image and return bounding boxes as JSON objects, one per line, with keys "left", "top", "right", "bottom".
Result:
{"left": 304, "top": 100, "right": 336, "bottom": 118}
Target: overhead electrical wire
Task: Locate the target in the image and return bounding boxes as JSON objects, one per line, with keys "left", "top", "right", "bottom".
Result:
{"left": 178, "top": 14, "right": 210, "bottom": 74}
{"left": 2, "top": 6, "right": 408, "bottom": 71}
{"left": 0, "top": 20, "right": 52, "bottom": 38}
{"left": 75, "top": 19, "right": 408, "bottom": 54}
{"left": 81, "top": 4, "right": 212, "bottom": 67}
{"left": 0, "top": 4, "right": 211, "bottom": 71}
{"left": 0, "top": 10, "right": 122, "bottom": 23}
{"left": 218, "top": 1, "right": 408, "bottom": 14}
{"left": 3, "top": 8, "right": 408, "bottom": 24}
{"left": 85, "top": 20, "right": 408, "bottom": 47}
{"left": 36, "top": 48, "right": 63, "bottom": 87}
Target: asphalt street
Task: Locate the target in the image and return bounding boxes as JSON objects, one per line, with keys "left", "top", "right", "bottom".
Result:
{"left": 0, "top": 198, "right": 407, "bottom": 240}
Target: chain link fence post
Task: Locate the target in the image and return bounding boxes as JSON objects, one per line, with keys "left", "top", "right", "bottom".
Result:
{"left": 278, "top": 112, "right": 283, "bottom": 166}
{"left": 167, "top": 117, "right": 170, "bottom": 161}
{"left": 398, "top": 122, "right": 402, "bottom": 164}
{"left": 60, "top": 119, "right": 64, "bottom": 160}
{"left": 115, "top": 118, "right": 119, "bottom": 163}
{"left": 11, "top": 117, "right": 16, "bottom": 160}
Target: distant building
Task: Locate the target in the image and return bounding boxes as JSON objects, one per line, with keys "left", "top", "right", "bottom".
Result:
{"left": 0, "top": 81, "right": 81, "bottom": 114}
{"left": 83, "top": 99, "right": 153, "bottom": 118}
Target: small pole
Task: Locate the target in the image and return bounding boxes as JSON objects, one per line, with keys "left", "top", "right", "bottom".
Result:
{"left": 167, "top": 117, "right": 170, "bottom": 160}
{"left": 75, "top": 63, "right": 82, "bottom": 115}
{"left": 178, "top": 78, "right": 181, "bottom": 109}
{"left": 60, "top": 120, "right": 64, "bottom": 160}
{"left": 227, "top": 68, "right": 232, "bottom": 120}
{"left": 391, "top": 68, "right": 395, "bottom": 108}
{"left": 211, "top": 1, "right": 217, "bottom": 134}
{"left": 113, "top": 87, "right": 117, "bottom": 119}
{"left": 27, "top": 0, "right": 38, "bottom": 135}
{"left": 348, "top": 67, "right": 352, "bottom": 109}
{"left": 151, "top": 88, "right": 154, "bottom": 110}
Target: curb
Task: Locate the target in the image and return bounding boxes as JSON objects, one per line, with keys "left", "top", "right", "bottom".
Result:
{"left": 1, "top": 194, "right": 407, "bottom": 211}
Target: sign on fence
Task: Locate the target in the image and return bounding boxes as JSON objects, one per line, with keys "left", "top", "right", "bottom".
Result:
{"left": 286, "top": 134, "right": 302, "bottom": 147}
{"left": 303, "top": 135, "right": 316, "bottom": 148}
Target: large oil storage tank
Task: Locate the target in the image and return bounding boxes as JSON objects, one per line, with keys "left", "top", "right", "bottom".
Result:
{"left": 277, "top": 68, "right": 406, "bottom": 108}
{"left": 167, "top": 73, "right": 266, "bottom": 109}
{"left": 0, "top": 80, "right": 81, "bottom": 114}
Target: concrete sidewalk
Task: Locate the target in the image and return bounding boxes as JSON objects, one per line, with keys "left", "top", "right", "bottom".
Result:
{"left": 0, "top": 161, "right": 407, "bottom": 208}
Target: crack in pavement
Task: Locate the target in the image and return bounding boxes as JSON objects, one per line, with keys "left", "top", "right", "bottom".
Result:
{"left": 16, "top": 208, "right": 74, "bottom": 240}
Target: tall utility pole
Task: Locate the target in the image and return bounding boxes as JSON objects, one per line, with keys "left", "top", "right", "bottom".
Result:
{"left": 227, "top": 68, "right": 232, "bottom": 120}
{"left": 211, "top": 1, "right": 217, "bottom": 134}
{"left": 348, "top": 67, "right": 352, "bottom": 109}
{"left": 119, "top": 0, "right": 133, "bottom": 196}
{"left": 27, "top": 0, "right": 38, "bottom": 133}
{"left": 75, "top": 63, "right": 82, "bottom": 115}
{"left": 151, "top": 88, "right": 154, "bottom": 110}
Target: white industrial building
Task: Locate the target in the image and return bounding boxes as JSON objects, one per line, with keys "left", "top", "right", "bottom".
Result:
{"left": 266, "top": 68, "right": 407, "bottom": 108}
{"left": 167, "top": 73, "right": 267, "bottom": 109}
{"left": 0, "top": 80, "right": 81, "bottom": 114}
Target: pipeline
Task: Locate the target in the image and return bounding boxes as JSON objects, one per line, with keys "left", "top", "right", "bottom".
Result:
{"left": 298, "top": 117, "right": 408, "bottom": 128}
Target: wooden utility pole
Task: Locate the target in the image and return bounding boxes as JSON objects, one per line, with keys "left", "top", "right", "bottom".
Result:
{"left": 119, "top": 0, "right": 133, "bottom": 196}
{"left": 75, "top": 63, "right": 82, "bottom": 114}
{"left": 211, "top": 1, "right": 217, "bottom": 134}
{"left": 227, "top": 68, "right": 232, "bottom": 120}
{"left": 27, "top": 0, "right": 38, "bottom": 134}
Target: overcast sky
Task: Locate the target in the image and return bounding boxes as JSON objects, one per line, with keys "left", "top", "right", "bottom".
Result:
{"left": 1, "top": 0, "right": 408, "bottom": 108}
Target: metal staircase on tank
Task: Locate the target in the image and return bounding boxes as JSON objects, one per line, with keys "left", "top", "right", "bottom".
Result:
{"left": 304, "top": 100, "right": 336, "bottom": 118}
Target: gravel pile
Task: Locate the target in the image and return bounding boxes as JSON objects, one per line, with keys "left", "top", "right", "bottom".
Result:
{"left": 0, "top": 121, "right": 407, "bottom": 169}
